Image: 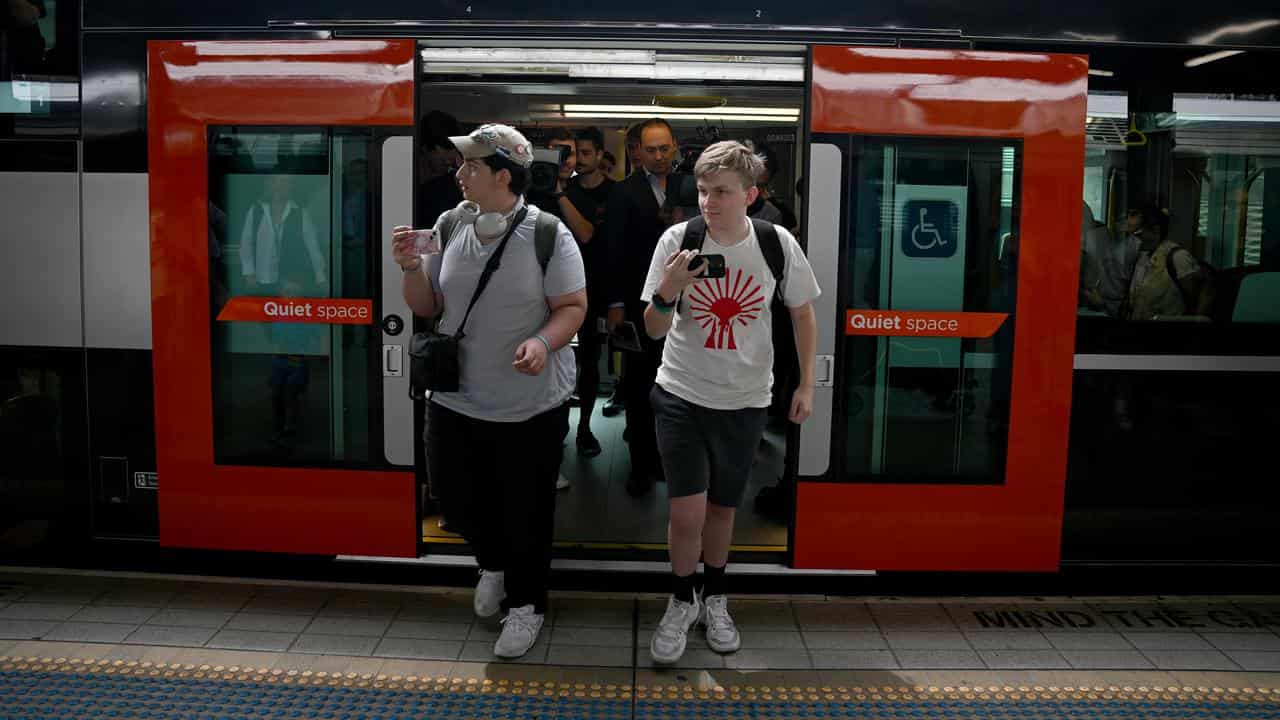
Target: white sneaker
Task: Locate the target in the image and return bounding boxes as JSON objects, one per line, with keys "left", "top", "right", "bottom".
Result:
{"left": 556, "top": 473, "right": 571, "bottom": 490}
{"left": 700, "top": 594, "right": 741, "bottom": 653}
{"left": 494, "top": 604, "right": 544, "bottom": 658}
{"left": 649, "top": 594, "right": 701, "bottom": 664}
{"left": 474, "top": 570, "right": 505, "bottom": 618}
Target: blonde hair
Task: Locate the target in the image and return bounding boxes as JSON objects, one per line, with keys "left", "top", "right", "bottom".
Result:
{"left": 693, "top": 140, "right": 765, "bottom": 190}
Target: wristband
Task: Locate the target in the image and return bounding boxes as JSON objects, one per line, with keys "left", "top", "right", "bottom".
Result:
{"left": 533, "top": 333, "right": 552, "bottom": 353}
{"left": 651, "top": 290, "right": 678, "bottom": 311}
{"left": 653, "top": 301, "right": 674, "bottom": 314}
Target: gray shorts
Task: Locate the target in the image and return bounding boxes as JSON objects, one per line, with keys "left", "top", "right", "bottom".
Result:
{"left": 650, "top": 384, "right": 769, "bottom": 508}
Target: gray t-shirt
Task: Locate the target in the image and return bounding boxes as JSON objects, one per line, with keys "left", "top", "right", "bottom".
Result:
{"left": 426, "top": 201, "right": 586, "bottom": 422}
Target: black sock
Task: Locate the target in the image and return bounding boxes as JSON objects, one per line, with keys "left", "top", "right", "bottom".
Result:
{"left": 702, "top": 562, "right": 727, "bottom": 599}
{"left": 672, "top": 572, "right": 696, "bottom": 603}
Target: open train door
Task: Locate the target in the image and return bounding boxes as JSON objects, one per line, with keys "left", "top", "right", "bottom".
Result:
{"left": 794, "top": 47, "right": 1087, "bottom": 571}
{"left": 147, "top": 40, "right": 418, "bottom": 557}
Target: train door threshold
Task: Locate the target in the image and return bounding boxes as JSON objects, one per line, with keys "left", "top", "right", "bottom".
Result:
{"left": 338, "top": 553, "right": 876, "bottom": 576}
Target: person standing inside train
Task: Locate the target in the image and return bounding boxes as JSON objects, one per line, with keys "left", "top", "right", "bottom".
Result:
{"left": 390, "top": 124, "right": 587, "bottom": 659}
{"left": 639, "top": 141, "right": 820, "bottom": 664}
{"left": 562, "top": 127, "right": 616, "bottom": 463}
{"left": 605, "top": 117, "right": 687, "bottom": 496}
{"left": 526, "top": 127, "right": 609, "bottom": 474}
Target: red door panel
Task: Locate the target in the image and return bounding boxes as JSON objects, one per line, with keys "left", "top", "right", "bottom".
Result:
{"left": 148, "top": 40, "right": 416, "bottom": 557}
{"left": 794, "top": 46, "right": 1087, "bottom": 571}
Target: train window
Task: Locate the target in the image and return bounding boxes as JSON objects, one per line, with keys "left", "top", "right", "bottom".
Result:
{"left": 208, "top": 127, "right": 379, "bottom": 467}
{"left": 843, "top": 138, "right": 1021, "bottom": 485}
{"left": 1077, "top": 95, "right": 1280, "bottom": 328}
{"left": 1166, "top": 95, "right": 1280, "bottom": 272}
{"left": 0, "top": 0, "right": 78, "bottom": 138}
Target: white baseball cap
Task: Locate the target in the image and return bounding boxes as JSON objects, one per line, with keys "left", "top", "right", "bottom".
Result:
{"left": 448, "top": 123, "right": 534, "bottom": 168}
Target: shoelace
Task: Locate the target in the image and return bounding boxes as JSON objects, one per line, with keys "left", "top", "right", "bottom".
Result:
{"left": 704, "top": 599, "right": 734, "bottom": 633}
{"left": 501, "top": 610, "right": 539, "bottom": 636}
{"left": 656, "top": 602, "right": 694, "bottom": 642}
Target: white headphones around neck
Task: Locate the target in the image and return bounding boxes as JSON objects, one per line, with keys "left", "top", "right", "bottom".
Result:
{"left": 455, "top": 200, "right": 517, "bottom": 240}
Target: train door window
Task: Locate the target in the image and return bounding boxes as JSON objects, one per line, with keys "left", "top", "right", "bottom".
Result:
{"left": 844, "top": 138, "right": 1021, "bottom": 484}
{"left": 208, "top": 127, "right": 379, "bottom": 466}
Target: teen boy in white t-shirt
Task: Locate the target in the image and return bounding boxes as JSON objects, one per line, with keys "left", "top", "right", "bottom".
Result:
{"left": 640, "top": 141, "right": 820, "bottom": 664}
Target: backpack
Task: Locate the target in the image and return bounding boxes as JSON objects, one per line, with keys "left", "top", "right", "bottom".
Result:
{"left": 1165, "top": 245, "right": 1218, "bottom": 318}
{"left": 678, "top": 216, "right": 799, "bottom": 419}
{"left": 436, "top": 205, "right": 559, "bottom": 274}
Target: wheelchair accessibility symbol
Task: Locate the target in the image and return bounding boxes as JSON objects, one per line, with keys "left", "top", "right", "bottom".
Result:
{"left": 902, "top": 200, "right": 957, "bottom": 258}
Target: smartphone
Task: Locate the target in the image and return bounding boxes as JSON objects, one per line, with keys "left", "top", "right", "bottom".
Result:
{"left": 688, "top": 253, "right": 726, "bottom": 279}
{"left": 409, "top": 228, "right": 440, "bottom": 255}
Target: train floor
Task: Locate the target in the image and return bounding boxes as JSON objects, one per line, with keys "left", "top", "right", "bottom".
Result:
{"left": 3, "top": 569, "right": 1280, "bottom": 718}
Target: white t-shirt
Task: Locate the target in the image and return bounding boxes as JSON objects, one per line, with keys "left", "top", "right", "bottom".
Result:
{"left": 641, "top": 220, "right": 820, "bottom": 410}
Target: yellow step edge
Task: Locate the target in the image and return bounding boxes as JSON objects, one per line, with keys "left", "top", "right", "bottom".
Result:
{"left": 420, "top": 536, "right": 784, "bottom": 552}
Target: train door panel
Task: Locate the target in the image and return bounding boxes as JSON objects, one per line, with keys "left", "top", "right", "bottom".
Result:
{"left": 794, "top": 47, "right": 1087, "bottom": 571}
{"left": 380, "top": 135, "right": 415, "bottom": 466}
{"left": 148, "top": 40, "right": 417, "bottom": 557}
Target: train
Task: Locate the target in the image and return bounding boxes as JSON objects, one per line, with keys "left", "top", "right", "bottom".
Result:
{"left": 1, "top": 0, "right": 1278, "bottom": 580}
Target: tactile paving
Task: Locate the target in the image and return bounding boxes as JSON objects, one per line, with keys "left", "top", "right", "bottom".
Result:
{"left": 1, "top": 658, "right": 1278, "bottom": 719}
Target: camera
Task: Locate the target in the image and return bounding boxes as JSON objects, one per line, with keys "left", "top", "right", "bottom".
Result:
{"left": 530, "top": 146, "right": 571, "bottom": 195}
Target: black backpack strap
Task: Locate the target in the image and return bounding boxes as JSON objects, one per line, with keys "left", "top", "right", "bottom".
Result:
{"left": 751, "top": 218, "right": 785, "bottom": 302}
{"left": 750, "top": 219, "right": 800, "bottom": 418}
{"left": 534, "top": 210, "right": 559, "bottom": 275}
{"left": 436, "top": 208, "right": 461, "bottom": 253}
{"left": 674, "top": 217, "right": 707, "bottom": 314}
{"left": 681, "top": 215, "right": 707, "bottom": 252}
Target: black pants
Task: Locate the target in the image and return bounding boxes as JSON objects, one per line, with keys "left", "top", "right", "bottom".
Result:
{"left": 425, "top": 400, "right": 569, "bottom": 614}
{"left": 574, "top": 323, "right": 603, "bottom": 430}
{"left": 623, "top": 330, "right": 663, "bottom": 480}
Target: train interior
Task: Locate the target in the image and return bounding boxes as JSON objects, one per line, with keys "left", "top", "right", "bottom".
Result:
{"left": 412, "top": 44, "right": 808, "bottom": 555}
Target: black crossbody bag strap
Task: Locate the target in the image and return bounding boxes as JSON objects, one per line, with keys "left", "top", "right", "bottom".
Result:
{"left": 453, "top": 207, "right": 528, "bottom": 341}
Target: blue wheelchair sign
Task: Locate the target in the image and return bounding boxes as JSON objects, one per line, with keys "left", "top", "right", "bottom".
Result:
{"left": 902, "top": 200, "right": 958, "bottom": 258}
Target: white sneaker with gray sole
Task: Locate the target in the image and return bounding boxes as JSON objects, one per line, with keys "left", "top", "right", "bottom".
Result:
{"left": 494, "top": 604, "right": 543, "bottom": 658}
{"left": 649, "top": 594, "right": 701, "bottom": 664}
{"left": 473, "top": 569, "right": 505, "bottom": 618}
{"left": 700, "top": 594, "right": 741, "bottom": 653}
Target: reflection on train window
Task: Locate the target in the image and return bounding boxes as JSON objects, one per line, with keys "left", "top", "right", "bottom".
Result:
{"left": 1077, "top": 95, "right": 1280, "bottom": 325}
{"left": 208, "top": 127, "right": 379, "bottom": 467}
{"left": 0, "top": 0, "right": 79, "bottom": 137}
{"left": 844, "top": 138, "right": 1020, "bottom": 485}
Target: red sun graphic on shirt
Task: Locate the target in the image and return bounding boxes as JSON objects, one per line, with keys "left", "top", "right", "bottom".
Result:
{"left": 688, "top": 266, "right": 765, "bottom": 350}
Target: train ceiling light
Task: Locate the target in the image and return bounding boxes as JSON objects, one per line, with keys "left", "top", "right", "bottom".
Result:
{"left": 420, "top": 48, "right": 805, "bottom": 83}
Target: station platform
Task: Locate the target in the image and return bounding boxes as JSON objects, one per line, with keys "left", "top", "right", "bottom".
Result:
{"left": 2, "top": 568, "right": 1279, "bottom": 718}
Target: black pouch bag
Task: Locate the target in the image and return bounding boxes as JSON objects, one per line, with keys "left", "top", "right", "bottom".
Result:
{"left": 409, "top": 332, "right": 462, "bottom": 393}
{"left": 409, "top": 207, "right": 528, "bottom": 396}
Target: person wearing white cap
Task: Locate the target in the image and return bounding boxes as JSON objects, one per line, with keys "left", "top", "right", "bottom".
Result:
{"left": 391, "top": 124, "right": 587, "bottom": 658}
